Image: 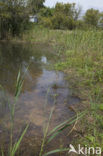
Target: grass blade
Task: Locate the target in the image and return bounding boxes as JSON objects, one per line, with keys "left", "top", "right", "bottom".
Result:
{"left": 11, "top": 124, "right": 29, "bottom": 156}
{"left": 43, "top": 148, "right": 70, "bottom": 156}
{"left": 47, "top": 114, "right": 77, "bottom": 137}
{"left": 1, "top": 148, "right": 4, "bottom": 156}
{"left": 16, "top": 70, "right": 21, "bottom": 88}
{"left": 47, "top": 111, "right": 86, "bottom": 143}
{"left": 39, "top": 106, "right": 55, "bottom": 156}
{"left": 15, "top": 70, "right": 24, "bottom": 99}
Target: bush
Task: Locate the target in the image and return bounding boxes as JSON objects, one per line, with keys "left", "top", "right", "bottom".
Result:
{"left": 51, "top": 14, "right": 64, "bottom": 29}
{"left": 84, "top": 9, "right": 100, "bottom": 27}
{"left": 39, "top": 2, "right": 80, "bottom": 30}
{"left": 39, "top": 17, "right": 52, "bottom": 28}
{"left": 40, "top": 15, "right": 77, "bottom": 30}
{"left": 63, "top": 17, "right": 76, "bottom": 30}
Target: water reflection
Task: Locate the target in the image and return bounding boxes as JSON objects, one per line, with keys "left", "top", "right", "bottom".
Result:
{"left": 41, "top": 56, "right": 47, "bottom": 64}
{"left": 0, "top": 42, "right": 80, "bottom": 155}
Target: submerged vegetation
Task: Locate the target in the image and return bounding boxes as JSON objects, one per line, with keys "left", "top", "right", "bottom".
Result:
{"left": 1, "top": 0, "right": 103, "bottom": 155}
{"left": 23, "top": 27, "right": 103, "bottom": 153}
{"left": 1, "top": 27, "right": 103, "bottom": 155}
{"left": 0, "top": 69, "right": 86, "bottom": 156}
{"left": 0, "top": 70, "right": 28, "bottom": 156}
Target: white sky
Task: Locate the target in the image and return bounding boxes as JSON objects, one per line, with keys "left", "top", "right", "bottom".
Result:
{"left": 44, "top": 0, "right": 103, "bottom": 11}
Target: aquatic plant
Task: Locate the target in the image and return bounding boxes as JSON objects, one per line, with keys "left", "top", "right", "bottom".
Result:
{"left": 0, "top": 70, "right": 29, "bottom": 156}
{"left": 39, "top": 92, "right": 86, "bottom": 156}
{"left": 23, "top": 27, "right": 103, "bottom": 153}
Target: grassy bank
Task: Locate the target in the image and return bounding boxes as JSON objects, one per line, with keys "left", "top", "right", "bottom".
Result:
{"left": 23, "top": 27, "right": 103, "bottom": 151}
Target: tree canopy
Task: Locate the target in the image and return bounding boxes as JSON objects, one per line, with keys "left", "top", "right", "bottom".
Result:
{"left": 0, "top": 1, "right": 103, "bottom": 39}
{"left": 28, "top": 0, "right": 45, "bottom": 14}
{"left": 40, "top": 2, "right": 81, "bottom": 30}
{"left": 0, "top": 0, "right": 45, "bottom": 39}
{"left": 84, "top": 8, "right": 100, "bottom": 27}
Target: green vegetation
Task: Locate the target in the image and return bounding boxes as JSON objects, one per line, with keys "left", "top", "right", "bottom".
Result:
{"left": 39, "top": 3, "right": 103, "bottom": 30}
{"left": 84, "top": 8, "right": 100, "bottom": 27}
{"left": 39, "top": 92, "right": 86, "bottom": 156}
{"left": 0, "top": 70, "right": 28, "bottom": 156}
{"left": 28, "top": 0, "right": 45, "bottom": 14}
{"left": 1, "top": 1, "right": 103, "bottom": 40}
{"left": 22, "top": 27, "right": 103, "bottom": 153}
{"left": 1, "top": 0, "right": 103, "bottom": 155}
{"left": 0, "top": 0, "right": 44, "bottom": 39}
{"left": 0, "top": 68, "right": 86, "bottom": 156}
{"left": 39, "top": 3, "right": 81, "bottom": 30}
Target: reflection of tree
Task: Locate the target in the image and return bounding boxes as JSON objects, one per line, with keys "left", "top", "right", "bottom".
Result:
{"left": 0, "top": 42, "right": 58, "bottom": 94}
{"left": 22, "top": 62, "right": 43, "bottom": 92}
{"left": 0, "top": 42, "right": 43, "bottom": 94}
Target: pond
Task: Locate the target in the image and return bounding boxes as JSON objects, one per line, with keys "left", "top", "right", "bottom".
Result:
{"left": 0, "top": 42, "right": 80, "bottom": 156}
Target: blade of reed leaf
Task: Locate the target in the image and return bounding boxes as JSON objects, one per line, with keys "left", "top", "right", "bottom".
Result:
{"left": 39, "top": 106, "right": 55, "bottom": 156}
{"left": 0, "top": 84, "right": 4, "bottom": 90}
{"left": 47, "top": 111, "right": 86, "bottom": 143}
{"left": 16, "top": 70, "right": 21, "bottom": 88}
{"left": 1, "top": 148, "right": 4, "bottom": 156}
{"left": 47, "top": 114, "right": 77, "bottom": 137}
{"left": 43, "top": 148, "right": 70, "bottom": 156}
{"left": 11, "top": 124, "right": 29, "bottom": 156}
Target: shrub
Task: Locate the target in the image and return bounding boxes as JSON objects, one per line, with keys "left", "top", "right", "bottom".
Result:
{"left": 40, "top": 17, "right": 52, "bottom": 28}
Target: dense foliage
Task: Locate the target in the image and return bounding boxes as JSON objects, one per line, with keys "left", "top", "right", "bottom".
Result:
{"left": 28, "top": 0, "right": 45, "bottom": 14}
{"left": 0, "top": 0, "right": 28, "bottom": 39}
{"left": 0, "top": 1, "right": 103, "bottom": 39}
{"left": 84, "top": 8, "right": 100, "bottom": 27}
{"left": 0, "top": 0, "right": 45, "bottom": 39}
{"left": 39, "top": 3, "right": 103, "bottom": 30}
{"left": 39, "top": 3, "right": 81, "bottom": 30}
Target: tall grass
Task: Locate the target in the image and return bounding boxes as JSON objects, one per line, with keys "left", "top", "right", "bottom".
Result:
{"left": 2, "top": 27, "right": 103, "bottom": 154}
{"left": 39, "top": 91, "right": 87, "bottom": 156}
{"left": 0, "top": 65, "right": 86, "bottom": 156}
{"left": 23, "top": 27, "right": 103, "bottom": 152}
{"left": 41, "top": 110, "right": 86, "bottom": 156}
{"left": 0, "top": 70, "right": 29, "bottom": 156}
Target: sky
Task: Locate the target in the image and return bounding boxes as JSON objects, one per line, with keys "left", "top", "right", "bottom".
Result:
{"left": 44, "top": 0, "right": 103, "bottom": 11}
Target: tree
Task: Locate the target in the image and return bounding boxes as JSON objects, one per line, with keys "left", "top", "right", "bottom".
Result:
{"left": 84, "top": 8, "right": 100, "bottom": 27}
{"left": 0, "top": 1, "right": 10, "bottom": 39}
{"left": 39, "top": 7, "right": 54, "bottom": 17}
{"left": 28, "top": 0, "right": 45, "bottom": 14}
{"left": 51, "top": 3, "right": 79, "bottom": 29}
{"left": 55, "top": 3, "right": 76, "bottom": 19}
{"left": 39, "top": 3, "right": 81, "bottom": 30}
{"left": 0, "top": 0, "right": 45, "bottom": 39}
{"left": 0, "top": 0, "right": 29, "bottom": 39}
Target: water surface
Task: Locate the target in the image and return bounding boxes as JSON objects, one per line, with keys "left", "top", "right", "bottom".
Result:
{"left": 0, "top": 42, "right": 80, "bottom": 156}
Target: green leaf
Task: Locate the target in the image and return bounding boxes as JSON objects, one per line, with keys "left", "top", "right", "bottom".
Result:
{"left": 11, "top": 124, "right": 29, "bottom": 156}
{"left": 43, "top": 148, "right": 69, "bottom": 156}
{"left": 47, "top": 111, "right": 86, "bottom": 143}
{"left": 47, "top": 115, "right": 77, "bottom": 137}
{"left": 86, "top": 135, "right": 95, "bottom": 143}
{"left": 98, "top": 104, "right": 103, "bottom": 111}
{"left": 1, "top": 148, "right": 4, "bottom": 156}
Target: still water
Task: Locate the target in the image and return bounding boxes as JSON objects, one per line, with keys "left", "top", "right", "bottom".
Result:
{"left": 0, "top": 42, "right": 80, "bottom": 156}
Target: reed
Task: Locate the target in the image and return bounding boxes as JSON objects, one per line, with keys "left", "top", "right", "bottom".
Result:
{"left": 0, "top": 70, "right": 29, "bottom": 156}
{"left": 23, "top": 27, "right": 103, "bottom": 153}
{"left": 39, "top": 91, "right": 86, "bottom": 156}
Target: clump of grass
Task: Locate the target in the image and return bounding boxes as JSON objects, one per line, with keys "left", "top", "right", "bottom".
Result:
{"left": 23, "top": 28, "right": 103, "bottom": 152}
{"left": 9, "top": 27, "right": 103, "bottom": 154}
{"left": 39, "top": 90, "right": 86, "bottom": 156}
{"left": 0, "top": 70, "right": 29, "bottom": 156}
{"left": 41, "top": 111, "right": 86, "bottom": 156}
